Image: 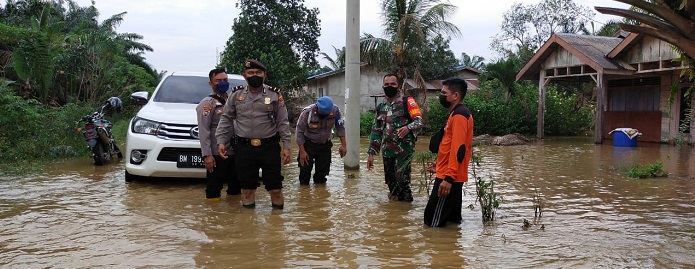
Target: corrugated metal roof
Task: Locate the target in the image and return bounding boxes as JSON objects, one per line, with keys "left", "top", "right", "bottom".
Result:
{"left": 555, "top": 33, "right": 625, "bottom": 70}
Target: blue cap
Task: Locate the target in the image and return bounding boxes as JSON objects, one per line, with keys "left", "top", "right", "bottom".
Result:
{"left": 316, "top": 96, "right": 334, "bottom": 115}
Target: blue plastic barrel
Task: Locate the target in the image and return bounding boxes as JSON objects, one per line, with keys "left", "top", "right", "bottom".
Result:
{"left": 611, "top": 128, "right": 639, "bottom": 147}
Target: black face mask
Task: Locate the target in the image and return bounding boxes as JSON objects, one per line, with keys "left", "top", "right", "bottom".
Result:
{"left": 439, "top": 95, "right": 452, "bottom": 109}
{"left": 247, "top": 76, "right": 264, "bottom": 88}
{"left": 383, "top": 86, "right": 398, "bottom": 97}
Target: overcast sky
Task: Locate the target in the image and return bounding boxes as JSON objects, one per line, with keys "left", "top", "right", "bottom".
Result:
{"left": 58, "top": 0, "right": 629, "bottom": 73}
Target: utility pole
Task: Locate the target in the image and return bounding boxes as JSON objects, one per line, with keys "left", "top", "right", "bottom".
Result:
{"left": 344, "top": 0, "right": 360, "bottom": 169}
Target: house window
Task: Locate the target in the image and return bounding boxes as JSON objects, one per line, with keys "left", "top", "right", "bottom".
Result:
{"left": 607, "top": 77, "right": 660, "bottom": 112}
{"left": 319, "top": 87, "right": 324, "bottom": 97}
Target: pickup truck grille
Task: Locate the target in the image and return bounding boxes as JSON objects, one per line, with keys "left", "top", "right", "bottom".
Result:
{"left": 157, "top": 123, "right": 198, "bottom": 140}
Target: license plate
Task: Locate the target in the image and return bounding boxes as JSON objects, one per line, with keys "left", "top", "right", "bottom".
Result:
{"left": 176, "top": 154, "right": 205, "bottom": 168}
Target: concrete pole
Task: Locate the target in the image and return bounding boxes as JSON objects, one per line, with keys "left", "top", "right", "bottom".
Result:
{"left": 344, "top": 0, "right": 360, "bottom": 169}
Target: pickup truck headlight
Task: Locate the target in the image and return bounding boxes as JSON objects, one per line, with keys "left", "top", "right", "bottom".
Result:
{"left": 132, "top": 117, "right": 161, "bottom": 135}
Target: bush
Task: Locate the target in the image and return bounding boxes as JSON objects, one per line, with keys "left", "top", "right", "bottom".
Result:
{"left": 0, "top": 84, "right": 133, "bottom": 170}
{"left": 444, "top": 80, "right": 595, "bottom": 136}
{"left": 360, "top": 112, "right": 375, "bottom": 136}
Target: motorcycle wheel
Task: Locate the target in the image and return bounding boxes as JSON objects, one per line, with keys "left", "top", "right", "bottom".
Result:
{"left": 92, "top": 143, "right": 107, "bottom": 165}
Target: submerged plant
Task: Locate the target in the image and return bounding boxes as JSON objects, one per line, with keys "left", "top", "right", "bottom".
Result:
{"left": 533, "top": 188, "right": 544, "bottom": 218}
{"left": 412, "top": 151, "right": 437, "bottom": 193}
{"left": 470, "top": 150, "right": 503, "bottom": 222}
{"left": 626, "top": 161, "right": 669, "bottom": 179}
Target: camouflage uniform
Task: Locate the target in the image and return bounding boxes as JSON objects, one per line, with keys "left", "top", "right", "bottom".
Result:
{"left": 368, "top": 93, "right": 423, "bottom": 201}
{"left": 215, "top": 85, "right": 291, "bottom": 191}
{"left": 197, "top": 94, "right": 241, "bottom": 198}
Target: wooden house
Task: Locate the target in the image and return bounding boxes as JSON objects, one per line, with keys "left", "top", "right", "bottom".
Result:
{"left": 517, "top": 32, "right": 693, "bottom": 144}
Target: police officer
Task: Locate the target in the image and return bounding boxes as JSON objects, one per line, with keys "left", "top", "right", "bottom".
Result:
{"left": 216, "top": 59, "right": 291, "bottom": 209}
{"left": 295, "top": 96, "right": 347, "bottom": 185}
{"left": 366, "top": 73, "right": 424, "bottom": 202}
{"left": 196, "top": 68, "right": 240, "bottom": 202}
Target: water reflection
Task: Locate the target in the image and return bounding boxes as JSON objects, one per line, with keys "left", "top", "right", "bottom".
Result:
{"left": 0, "top": 137, "right": 693, "bottom": 268}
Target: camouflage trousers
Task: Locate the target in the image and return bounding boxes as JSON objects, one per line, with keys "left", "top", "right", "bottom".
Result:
{"left": 382, "top": 152, "right": 413, "bottom": 202}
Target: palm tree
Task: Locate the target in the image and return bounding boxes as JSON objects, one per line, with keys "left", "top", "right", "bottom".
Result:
{"left": 460, "top": 52, "right": 485, "bottom": 70}
{"left": 595, "top": 0, "right": 695, "bottom": 61}
{"left": 320, "top": 45, "right": 345, "bottom": 71}
{"left": 361, "top": 0, "right": 460, "bottom": 91}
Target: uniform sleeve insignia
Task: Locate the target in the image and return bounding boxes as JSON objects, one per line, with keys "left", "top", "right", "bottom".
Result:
{"left": 202, "top": 105, "right": 212, "bottom": 117}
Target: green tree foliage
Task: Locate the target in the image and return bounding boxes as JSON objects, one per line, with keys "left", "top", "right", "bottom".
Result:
{"left": 0, "top": 0, "right": 158, "bottom": 104}
{"left": 220, "top": 0, "right": 320, "bottom": 89}
{"left": 361, "top": 0, "right": 460, "bottom": 86}
{"left": 320, "top": 45, "right": 345, "bottom": 71}
{"left": 417, "top": 34, "right": 458, "bottom": 81}
{"left": 10, "top": 6, "right": 62, "bottom": 104}
{"left": 424, "top": 82, "right": 594, "bottom": 136}
{"left": 481, "top": 55, "right": 528, "bottom": 110}
{"left": 491, "top": 0, "right": 594, "bottom": 60}
{"left": 459, "top": 52, "right": 485, "bottom": 70}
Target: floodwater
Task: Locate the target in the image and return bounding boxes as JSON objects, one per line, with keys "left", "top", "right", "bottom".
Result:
{"left": 0, "top": 137, "right": 693, "bottom": 268}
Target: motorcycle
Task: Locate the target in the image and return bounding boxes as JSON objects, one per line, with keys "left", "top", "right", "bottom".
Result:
{"left": 77, "top": 97, "right": 123, "bottom": 165}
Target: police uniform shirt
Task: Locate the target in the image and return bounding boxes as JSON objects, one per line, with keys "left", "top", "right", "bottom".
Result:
{"left": 216, "top": 85, "right": 292, "bottom": 149}
{"left": 196, "top": 95, "right": 231, "bottom": 156}
{"left": 295, "top": 103, "right": 345, "bottom": 145}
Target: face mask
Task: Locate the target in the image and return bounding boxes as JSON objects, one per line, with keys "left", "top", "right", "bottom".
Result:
{"left": 215, "top": 81, "right": 230, "bottom": 93}
{"left": 383, "top": 86, "right": 398, "bottom": 97}
{"left": 247, "top": 76, "right": 264, "bottom": 88}
{"left": 439, "top": 95, "right": 452, "bottom": 109}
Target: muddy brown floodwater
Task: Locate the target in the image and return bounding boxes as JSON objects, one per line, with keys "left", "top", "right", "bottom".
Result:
{"left": 0, "top": 137, "right": 693, "bottom": 268}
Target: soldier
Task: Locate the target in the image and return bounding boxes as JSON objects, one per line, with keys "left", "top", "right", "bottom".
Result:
{"left": 295, "top": 96, "right": 347, "bottom": 185}
{"left": 367, "top": 73, "right": 423, "bottom": 202}
{"left": 424, "top": 78, "right": 473, "bottom": 227}
{"left": 196, "top": 68, "right": 240, "bottom": 202}
{"left": 216, "top": 59, "right": 291, "bottom": 209}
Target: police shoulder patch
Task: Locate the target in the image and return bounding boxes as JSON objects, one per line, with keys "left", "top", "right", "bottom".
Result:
{"left": 231, "top": 85, "right": 244, "bottom": 93}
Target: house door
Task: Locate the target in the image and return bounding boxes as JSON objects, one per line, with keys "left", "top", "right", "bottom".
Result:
{"left": 679, "top": 87, "right": 692, "bottom": 133}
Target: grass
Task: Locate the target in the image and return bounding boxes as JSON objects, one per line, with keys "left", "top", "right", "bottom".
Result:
{"left": 626, "top": 161, "right": 669, "bottom": 179}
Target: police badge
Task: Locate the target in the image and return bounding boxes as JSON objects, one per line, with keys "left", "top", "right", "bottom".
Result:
{"left": 264, "top": 97, "right": 271, "bottom": 104}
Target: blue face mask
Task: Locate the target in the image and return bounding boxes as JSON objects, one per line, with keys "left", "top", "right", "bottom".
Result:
{"left": 215, "top": 81, "right": 230, "bottom": 93}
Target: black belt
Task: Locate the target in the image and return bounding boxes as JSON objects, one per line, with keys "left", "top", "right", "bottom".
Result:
{"left": 308, "top": 139, "right": 329, "bottom": 144}
{"left": 236, "top": 135, "right": 279, "bottom": 147}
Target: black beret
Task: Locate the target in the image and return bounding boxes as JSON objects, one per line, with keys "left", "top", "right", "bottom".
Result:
{"left": 244, "top": 59, "right": 266, "bottom": 71}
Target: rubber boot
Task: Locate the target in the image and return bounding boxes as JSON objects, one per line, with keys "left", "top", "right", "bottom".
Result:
{"left": 241, "top": 189, "right": 256, "bottom": 208}
{"left": 269, "top": 189, "right": 284, "bottom": 209}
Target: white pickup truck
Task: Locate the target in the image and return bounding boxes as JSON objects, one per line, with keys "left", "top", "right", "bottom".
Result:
{"left": 124, "top": 71, "right": 245, "bottom": 182}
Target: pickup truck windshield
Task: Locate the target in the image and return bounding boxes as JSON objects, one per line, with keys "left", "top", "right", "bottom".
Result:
{"left": 153, "top": 76, "right": 246, "bottom": 104}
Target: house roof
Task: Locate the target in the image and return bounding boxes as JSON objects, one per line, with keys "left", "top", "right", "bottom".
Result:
{"left": 516, "top": 33, "right": 635, "bottom": 81}
{"left": 452, "top": 65, "right": 482, "bottom": 74}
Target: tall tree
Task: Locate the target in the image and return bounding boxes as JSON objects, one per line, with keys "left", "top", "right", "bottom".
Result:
{"left": 491, "top": 0, "right": 595, "bottom": 60}
{"left": 417, "top": 34, "right": 458, "bottom": 81}
{"left": 361, "top": 0, "right": 460, "bottom": 89}
{"left": 220, "top": 0, "right": 320, "bottom": 89}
